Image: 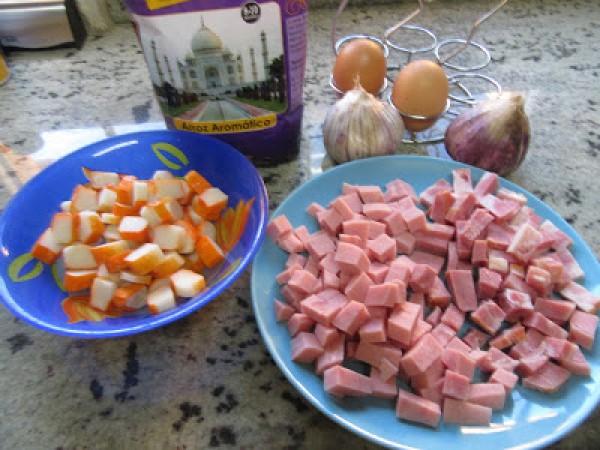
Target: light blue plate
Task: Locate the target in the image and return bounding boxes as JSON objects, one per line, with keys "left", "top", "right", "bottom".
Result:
{"left": 251, "top": 155, "right": 600, "bottom": 449}
{"left": 0, "top": 130, "right": 269, "bottom": 338}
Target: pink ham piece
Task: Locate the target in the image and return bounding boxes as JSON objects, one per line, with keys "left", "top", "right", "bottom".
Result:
{"left": 287, "top": 313, "right": 315, "bottom": 336}
{"left": 300, "top": 290, "right": 348, "bottom": 326}
{"left": 489, "top": 367, "right": 519, "bottom": 393}
{"left": 467, "top": 382, "right": 506, "bottom": 411}
{"left": 489, "top": 322, "right": 526, "bottom": 350}
{"left": 446, "top": 269, "right": 478, "bottom": 312}
{"left": 366, "top": 233, "right": 396, "bottom": 263}
{"left": 396, "top": 389, "right": 441, "bottom": 428}
{"left": 344, "top": 272, "right": 373, "bottom": 302}
{"left": 316, "top": 207, "right": 343, "bottom": 235}
{"left": 315, "top": 333, "right": 345, "bottom": 375}
{"left": 266, "top": 214, "right": 293, "bottom": 242}
{"left": 442, "top": 398, "right": 492, "bottom": 426}
{"left": 442, "top": 370, "right": 471, "bottom": 400}
{"left": 388, "top": 302, "right": 422, "bottom": 346}
{"left": 314, "top": 324, "right": 341, "bottom": 347}
{"left": 410, "top": 357, "right": 445, "bottom": 389}
{"left": 419, "top": 178, "right": 452, "bottom": 208}
{"left": 401, "top": 332, "right": 444, "bottom": 377}
{"left": 452, "top": 168, "right": 473, "bottom": 193}
{"left": 408, "top": 263, "right": 438, "bottom": 293}
{"left": 559, "top": 281, "right": 600, "bottom": 314}
{"left": 497, "top": 288, "right": 534, "bottom": 323}
{"left": 323, "top": 365, "right": 372, "bottom": 398}
{"left": 291, "top": 332, "right": 324, "bottom": 363}
{"left": 364, "top": 281, "right": 404, "bottom": 308}
{"left": 478, "top": 194, "right": 521, "bottom": 222}
{"left": 334, "top": 241, "right": 370, "bottom": 276}
{"left": 523, "top": 312, "right": 568, "bottom": 339}
{"left": 359, "top": 317, "right": 387, "bottom": 343}
{"left": 473, "top": 171, "right": 499, "bottom": 199}
{"left": 287, "top": 269, "right": 318, "bottom": 295}
{"left": 569, "top": 310, "right": 599, "bottom": 350}
{"left": 522, "top": 361, "right": 571, "bottom": 393}
{"left": 477, "top": 267, "right": 503, "bottom": 299}
{"left": 507, "top": 222, "right": 543, "bottom": 262}
{"left": 370, "top": 367, "right": 399, "bottom": 399}
{"left": 274, "top": 299, "right": 296, "bottom": 322}
{"left": 440, "top": 303, "right": 465, "bottom": 332}
{"left": 357, "top": 185, "right": 384, "bottom": 203}
{"left": 427, "top": 277, "right": 452, "bottom": 309}
{"left": 445, "top": 193, "right": 477, "bottom": 224}
{"left": 534, "top": 297, "right": 576, "bottom": 326}
{"left": 305, "top": 231, "right": 336, "bottom": 260}
{"left": 442, "top": 347, "right": 477, "bottom": 379}
{"left": 332, "top": 300, "right": 370, "bottom": 335}
{"left": 430, "top": 190, "right": 456, "bottom": 224}
{"left": 341, "top": 219, "right": 370, "bottom": 248}
{"left": 462, "top": 328, "right": 491, "bottom": 350}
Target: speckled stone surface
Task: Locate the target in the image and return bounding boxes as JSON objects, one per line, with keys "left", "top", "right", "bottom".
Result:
{"left": 0, "top": 1, "right": 599, "bottom": 449}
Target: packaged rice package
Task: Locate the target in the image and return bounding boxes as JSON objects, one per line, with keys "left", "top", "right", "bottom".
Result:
{"left": 125, "top": 0, "right": 308, "bottom": 164}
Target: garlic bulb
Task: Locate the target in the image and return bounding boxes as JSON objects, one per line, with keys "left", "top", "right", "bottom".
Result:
{"left": 323, "top": 83, "right": 404, "bottom": 164}
{"left": 444, "top": 92, "right": 530, "bottom": 176}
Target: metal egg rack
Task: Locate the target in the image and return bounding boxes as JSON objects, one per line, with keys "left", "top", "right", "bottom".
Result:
{"left": 330, "top": 0, "right": 507, "bottom": 144}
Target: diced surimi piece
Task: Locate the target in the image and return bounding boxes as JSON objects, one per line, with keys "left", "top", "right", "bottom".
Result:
{"left": 50, "top": 212, "right": 76, "bottom": 244}
{"left": 170, "top": 269, "right": 206, "bottom": 297}
{"left": 124, "top": 242, "right": 164, "bottom": 275}
{"left": 533, "top": 297, "right": 576, "bottom": 325}
{"left": 77, "top": 211, "right": 105, "bottom": 244}
{"left": 195, "top": 235, "right": 225, "bottom": 268}
{"left": 111, "top": 284, "right": 148, "bottom": 311}
{"left": 289, "top": 331, "right": 324, "bottom": 364}
{"left": 91, "top": 239, "right": 130, "bottom": 265}
{"left": 183, "top": 170, "right": 212, "bottom": 194}
{"left": 120, "top": 270, "right": 152, "bottom": 285}
{"left": 445, "top": 269, "right": 478, "bottom": 312}
{"left": 100, "top": 212, "right": 120, "bottom": 225}
{"left": 395, "top": 389, "right": 441, "bottom": 428}
{"left": 559, "top": 282, "right": 600, "bottom": 314}
{"left": 443, "top": 398, "right": 492, "bottom": 426}
{"left": 63, "top": 269, "right": 97, "bottom": 292}
{"left": 146, "top": 284, "right": 177, "bottom": 314}
{"left": 323, "top": 365, "right": 372, "bottom": 398}
{"left": 70, "top": 184, "right": 98, "bottom": 212}
{"left": 388, "top": 302, "right": 422, "bottom": 346}
{"left": 153, "top": 178, "right": 186, "bottom": 200}
{"left": 192, "top": 187, "right": 228, "bottom": 221}
{"left": 90, "top": 277, "right": 117, "bottom": 311}
{"left": 118, "top": 216, "right": 149, "bottom": 242}
{"left": 82, "top": 167, "right": 121, "bottom": 189}
{"left": 62, "top": 243, "right": 98, "bottom": 270}
{"left": 401, "top": 332, "right": 444, "bottom": 377}
{"left": 568, "top": 310, "right": 599, "bottom": 350}
{"left": 31, "top": 227, "right": 64, "bottom": 264}
{"left": 522, "top": 361, "right": 571, "bottom": 393}
{"left": 152, "top": 224, "right": 186, "bottom": 251}
{"left": 97, "top": 187, "right": 118, "bottom": 213}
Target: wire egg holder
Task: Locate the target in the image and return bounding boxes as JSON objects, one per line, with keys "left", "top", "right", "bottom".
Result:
{"left": 330, "top": 0, "right": 507, "bottom": 145}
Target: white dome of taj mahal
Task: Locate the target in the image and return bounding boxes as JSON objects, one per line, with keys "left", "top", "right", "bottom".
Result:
{"left": 191, "top": 17, "right": 223, "bottom": 53}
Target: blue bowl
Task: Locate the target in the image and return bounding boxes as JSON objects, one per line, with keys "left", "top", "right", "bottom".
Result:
{"left": 0, "top": 130, "right": 269, "bottom": 338}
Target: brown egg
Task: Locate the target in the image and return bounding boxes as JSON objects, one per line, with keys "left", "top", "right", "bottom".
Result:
{"left": 332, "top": 38, "right": 387, "bottom": 95}
{"left": 391, "top": 59, "right": 449, "bottom": 132}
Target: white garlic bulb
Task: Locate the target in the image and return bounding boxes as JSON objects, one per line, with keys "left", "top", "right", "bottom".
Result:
{"left": 323, "top": 83, "right": 404, "bottom": 164}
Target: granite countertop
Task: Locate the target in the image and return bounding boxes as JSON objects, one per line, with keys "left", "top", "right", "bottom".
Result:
{"left": 1, "top": 1, "right": 600, "bottom": 449}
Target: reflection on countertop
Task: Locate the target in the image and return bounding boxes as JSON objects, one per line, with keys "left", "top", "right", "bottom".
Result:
{"left": 0, "top": 1, "right": 600, "bottom": 449}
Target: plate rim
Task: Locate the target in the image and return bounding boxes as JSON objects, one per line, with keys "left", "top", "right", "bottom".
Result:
{"left": 251, "top": 154, "right": 600, "bottom": 450}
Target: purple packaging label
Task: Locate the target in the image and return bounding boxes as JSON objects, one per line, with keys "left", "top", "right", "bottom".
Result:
{"left": 125, "top": 0, "right": 308, "bottom": 162}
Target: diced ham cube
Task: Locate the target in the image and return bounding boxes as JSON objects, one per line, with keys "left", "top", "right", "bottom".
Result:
{"left": 559, "top": 281, "right": 600, "bottom": 314}
{"left": 445, "top": 193, "right": 476, "bottom": 224}
{"left": 446, "top": 269, "right": 478, "bottom": 312}
{"left": 362, "top": 202, "right": 392, "bottom": 220}
{"left": 497, "top": 288, "right": 534, "bottom": 323}
{"left": 473, "top": 171, "right": 499, "bottom": 199}
{"left": 452, "top": 168, "right": 473, "bottom": 193}
{"left": 426, "top": 306, "right": 443, "bottom": 327}
{"left": 411, "top": 358, "right": 445, "bottom": 389}
{"left": 477, "top": 267, "right": 503, "bottom": 299}
{"left": 287, "top": 313, "right": 315, "bottom": 336}
{"left": 370, "top": 367, "right": 398, "bottom": 399}
{"left": 440, "top": 303, "right": 465, "bottom": 332}
{"left": 524, "top": 312, "right": 568, "bottom": 339}
{"left": 408, "top": 263, "right": 438, "bottom": 293}
{"left": 274, "top": 299, "right": 295, "bottom": 321}
{"left": 317, "top": 207, "right": 344, "bottom": 235}
{"left": 427, "top": 277, "right": 452, "bottom": 309}
{"left": 522, "top": 361, "right": 571, "bottom": 393}
{"left": 332, "top": 301, "right": 370, "bottom": 335}
{"left": 467, "top": 382, "right": 506, "bottom": 410}
{"left": 559, "top": 345, "right": 591, "bottom": 377}
{"left": 526, "top": 265, "right": 553, "bottom": 296}
{"left": 419, "top": 178, "right": 452, "bottom": 208}
{"left": 534, "top": 297, "right": 576, "bottom": 326}
{"left": 569, "top": 310, "right": 599, "bottom": 350}
{"left": 489, "top": 367, "right": 519, "bottom": 393}
{"left": 315, "top": 333, "right": 345, "bottom": 375}
{"left": 396, "top": 389, "right": 441, "bottom": 428}
{"left": 366, "top": 233, "right": 396, "bottom": 263}
{"left": 478, "top": 194, "right": 521, "bottom": 222}
{"left": 442, "top": 347, "right": 477, "bottom": 379}
{"left": 359, "top": 316, "right": 387, "bottom": 343}
{"left": 430, "top": 190, "right": 455, "bottom": 224}
{"left": 430, "top": 323, "right": 456, "bottom": 347}
{"left": 305, "top": 231, "right": 336, "bottom": 259}
{"left": 334, "top": 241, "right": 370, "bottom": 276}
{"left": 410, "top": 250, "right": 446, "bottom": 274}
{"left": 344, "top": 272, "right": 373, "bottom": 302}
{"left": 479, "top": 347, "right": 519, "bottom": 373}
{"left": 445, "top": 336, "right": 472, "bottom": 355}
{"left": 314, "top": 324, "right": 341, "bottom": 347}
{"left": 364, "top": 281, "right": 403, "bottom": 308}
{"left": 489, "top": 322, "right": 526, "bottom": 350}
{"left": 387, "top": 302, "right": 422, "bottom": 346}
{"left": 442, "top": 398, "right": 492, "bottom": 426}
{"left": 462, "top": 328, "right": 491, "bottom": 350}
{"left": 330, "top": 195, "right": 357, "bottom": 220}
{"left": 287, "top": 269, "right": 318, "bottom": 295}
{"left": 442, "top": 370, "right": 471, "bottom": 400}
{"left": 290, "top": 332, "right": 324, "bottom": 363}
{"left": 401, "top": 333, "right": 444, "bottom": 377}
{"left": 357, "top": 185, "right": 384, "bottom": 203}
{"left": 300, "top": 290, "right": 349, "bottom": 326}
{"left": 507, "top": 222, "right": 543, "bottom": 262}
{"left": 323, "top": 365, "right": 372, "bottom": 398}
{"left": 266, "top": 214, "right": 293, "bottom": 242}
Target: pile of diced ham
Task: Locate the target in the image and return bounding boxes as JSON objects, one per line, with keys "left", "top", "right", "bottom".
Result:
{"left": 266, "top": 168, "right": 600, "bottom": 428}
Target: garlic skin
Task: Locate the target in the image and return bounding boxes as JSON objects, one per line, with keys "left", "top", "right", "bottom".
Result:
{"left": 445, "top": 92, "right": 530, "bottom": 176}
{"left": 323, "top": 85, "right": 404, "bottom": 164}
